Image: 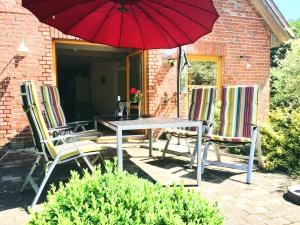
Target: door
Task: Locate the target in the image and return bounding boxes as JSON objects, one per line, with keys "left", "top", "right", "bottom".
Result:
{"left": 126, "top": 50, "right": 147, "bottom": 115}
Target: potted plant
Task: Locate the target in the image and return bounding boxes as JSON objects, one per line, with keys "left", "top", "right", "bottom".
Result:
{"left": 130, "top": 87, "right": 143, "bottom": 119}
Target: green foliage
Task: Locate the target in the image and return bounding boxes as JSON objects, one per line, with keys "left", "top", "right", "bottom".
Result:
{"left": 188, "top": 61, "right": 216, "bottom": 86}
{"left": 270, "top": 19, "right": 300, "bottom": 68}
{"left": 263, "top": 38, "right": 300, "bottom": 177}
{"left": 213, "top": 101, "right": 221, "bottom": 133}
{"left": 270, "top": 39, "right": 300, "bottom": 108}
{"left": 28, "top": 162, "right": 223, "bottom": 225}
{"left": 270, "top": 43, "right": 290, "bottom": 68}
{"left": 260, "top": 108, "right": 300, "bottom": 177}
{"left": 290, "top": 20, "right": 300, "bottom": 38}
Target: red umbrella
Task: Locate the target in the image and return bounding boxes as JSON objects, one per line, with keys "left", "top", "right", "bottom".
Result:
{"left": 22, "top": 0, "right": 219, "bottom": 49}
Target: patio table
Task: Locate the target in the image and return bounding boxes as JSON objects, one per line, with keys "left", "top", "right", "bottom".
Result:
{"left": 97, "top": 116, "right": 203, "bottom": 186}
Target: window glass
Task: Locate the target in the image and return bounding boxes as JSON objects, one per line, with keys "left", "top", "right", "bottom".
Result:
{"left": 188, "top": 61, "right": 217, "bottom": 86}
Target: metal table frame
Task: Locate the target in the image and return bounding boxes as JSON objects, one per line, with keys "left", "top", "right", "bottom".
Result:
{"left": 97, "top": 116, "right": 203, "bottom": 186}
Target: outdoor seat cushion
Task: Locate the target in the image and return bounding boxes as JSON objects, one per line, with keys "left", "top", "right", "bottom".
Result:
{"left": 166, "top": 128, "right": 198, "bottom": 137}
{"left": 54, "top": 140, "right": 106, "bottom": 161}
{"left": 206, "top": 134, "right": 251, "bottom": 143}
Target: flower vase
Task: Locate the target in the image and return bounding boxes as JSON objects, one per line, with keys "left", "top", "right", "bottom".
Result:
{"left": 138, "top": 101, "right": 142, "bottom": 119}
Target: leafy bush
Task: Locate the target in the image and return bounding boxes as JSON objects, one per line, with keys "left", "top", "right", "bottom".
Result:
{"left": 261, "top": 108, "right": 300, "bottom": 177}
{"left": 261, "top": 37, "right": 300, "bottom": 177}
{"left": 270, "top": 39, "right": 300, "bottom": 109}
{"left": 29, "top": 162, "right": 223, "bottom": 225}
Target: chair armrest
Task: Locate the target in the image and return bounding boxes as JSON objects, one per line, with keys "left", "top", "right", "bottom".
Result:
{"left": 48, "top": 124, "right": 79, "bottom": 131}
{"left": 68, "top": 120, "right": 92, "bottom": 126}
{"left": 250, "top": 123, "right": 264, "bottom": 129}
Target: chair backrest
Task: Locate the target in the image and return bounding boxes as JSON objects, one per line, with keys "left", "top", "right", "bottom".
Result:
{"left": 20, "top": 81, "right": 56, "bottom": 159}
{"left": 219, "top": 85, "right": 259, "bottom": 138}
{"left": 188, "top": 86, "right": 216, "bottom": 122}
{"left": 40, "top": 84, "right": 66, "bottom": 128}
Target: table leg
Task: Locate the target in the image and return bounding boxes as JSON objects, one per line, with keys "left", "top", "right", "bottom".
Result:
{"left": 196, "top": 122, "right": 203, "bottom": 187}
{"left": 149, "top": 129, "right": 153, "bottom": 157}
{"left": 117, "top": 128, "right": 123, "bottom": 171}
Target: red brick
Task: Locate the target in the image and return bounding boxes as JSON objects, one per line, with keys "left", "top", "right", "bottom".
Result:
{"left": 0, "top": 0, "right": 271, "bottom": 148}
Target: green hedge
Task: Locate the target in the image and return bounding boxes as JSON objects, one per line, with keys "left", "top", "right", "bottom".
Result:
{"left": 261, "top": 108, "right": 300, "bottom": 177}
{"left": 29, "top": 163, "right": 223, "bottom": 225}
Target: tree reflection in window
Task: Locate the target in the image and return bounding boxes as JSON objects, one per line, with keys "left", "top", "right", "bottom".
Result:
{"left": 188, "top": 61, "right": 217, "bottom": 86}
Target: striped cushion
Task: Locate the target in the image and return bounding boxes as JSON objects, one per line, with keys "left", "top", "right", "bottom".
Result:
{"left": 188, "top": 86, "right": 216, "bottom": 131}
{"left": 220, "top": 85, "right": 259, "bottom": 138}
{"left": 166, "top": 128, "right": 197, "bottom": 137}
{"left": 40, "top": 85, "right": 66, "bottom": 128}
{"left": 207, "top": 134, "right": 251, "bottom": 143}
{"left": 54, "top": 140, "right": 106, "bottom": 161}
{"left": 21, "top": 81, "right": 57, "bottom": 158}
{"left": 21, "top": 81, "right": 104, "bottom": 161}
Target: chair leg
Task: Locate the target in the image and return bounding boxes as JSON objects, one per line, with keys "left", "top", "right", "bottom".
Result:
{"left": 256, "top": 132, "right": 263, "bottom": 168}
{"left": 213, "top": 144, "right": 222, "bottom": 161}
{"left": 162, "top": 134, "right": 172, "bottom": 159}
{"left": 246, "top": 128, "right": 258, "bottom": 184}
{"left": 20, "top": 155, "right": 41, "bottom": 193}
{"left": 189, "top": 142, "right": 198, "bottom": 168}
{"left": 185, "top": 138, "right": 192, "bottom": 154}
{"left": 0, "top": 150, "right": 11, "bottom": 162}
{"left": 201, "top": 142, "right": 210, "bottom": 174}
{"left": 75, "top": 159, "right": 82, "bottom": 170}
{"left": 31, "top": 157, "right": 59, "bottom": 208}
{"left": 82, "top": 156, "right": 94, "bottom": 172}
{"left": 90, "top": 152, "right": 104, "bottom": 165}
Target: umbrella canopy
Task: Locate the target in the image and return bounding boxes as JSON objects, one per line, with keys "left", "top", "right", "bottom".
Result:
{"left": 22, "top": 0, "right": 219, "bottom": 49}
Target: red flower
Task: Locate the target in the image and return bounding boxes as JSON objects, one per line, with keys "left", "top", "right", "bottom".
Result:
{"left": 130, "top": 87, "right": 137, "bottom": 95}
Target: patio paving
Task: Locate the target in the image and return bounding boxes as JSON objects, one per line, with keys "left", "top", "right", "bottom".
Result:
{"left": 0, "top": 143, "right": 299, "bottom": 225}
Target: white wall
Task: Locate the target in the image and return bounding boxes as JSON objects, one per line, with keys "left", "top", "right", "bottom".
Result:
{"left": 90, "top": 58, "right": 120, "bottom": 115}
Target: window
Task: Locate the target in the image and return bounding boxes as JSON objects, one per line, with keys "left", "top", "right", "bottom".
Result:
{"left": 186, "top": 55, "right": 222, "bottom": 99}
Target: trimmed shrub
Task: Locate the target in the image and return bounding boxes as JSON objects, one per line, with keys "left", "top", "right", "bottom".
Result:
{"left": 28, "top": 162, "right": 223, "bottom": 225}
{"left": 261, "top": 108, "right": 300, "bottom": 177}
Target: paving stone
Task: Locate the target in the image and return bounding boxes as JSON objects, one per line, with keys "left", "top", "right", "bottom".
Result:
{"left": 265, "top": 217, "right": 292, "bottom": 225}
{"left": 0, "top": 147, "right": 299, "bottom": 225}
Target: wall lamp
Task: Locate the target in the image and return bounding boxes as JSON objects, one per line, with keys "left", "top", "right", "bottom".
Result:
{"left": 16, "top": 39, "right": 29, "bottom": 57}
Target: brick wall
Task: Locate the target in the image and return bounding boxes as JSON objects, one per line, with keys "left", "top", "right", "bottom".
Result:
{"left": 0, "top": 0, "right": 77, "bottom": 149}
{"left": 0, "top": 0, "right": 271, "bottom": 150}
{"left": 146, "top": 0, "right": 271, "bottom": 122}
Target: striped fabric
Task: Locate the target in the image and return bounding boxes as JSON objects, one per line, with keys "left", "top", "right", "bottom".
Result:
{"left": 218, "top": 85, "right": 259, "bottom": 140}
{"left": 21, "top": 81, "right": 104, "bottom": 161}
{"left": 187, "top": 86, "right": 216, "bottom": 131}
{"left": 40, "top": 85, "right": 66, "bottom": 128}
{"left": 21, "top": 81, "right": 57, "bottom": 158}
{"left": 206, "top": 134, "right": 251, "bottom": 143}
{"left": 188, "top": 87, "right": 216, "bottom": 122}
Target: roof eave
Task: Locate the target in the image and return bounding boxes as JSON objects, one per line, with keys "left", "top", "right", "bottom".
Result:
{"left": 251, "top": 0, "right": 295, "bottom": 44}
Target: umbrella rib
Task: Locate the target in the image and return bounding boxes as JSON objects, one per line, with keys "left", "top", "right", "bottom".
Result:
{"left": 61, "top": 1, "right": 111, "bottom": 35}
{"left": 170, "top": 0, "right": 219, "bottom": 17}
{"left": 91, "top": 3, "right": 117, "bottom": 42}
{"left": 26, "top": 0, "right": 93, "bottom": 20}
{"left": 149, "top": 0, "right": 214, "bottom": 32}
{"left": 135, "top": 4, "right": 179, "bottom": 48}
{"left": 142, "top": 1, "right": 192, "bottom": 43}
{"left": 118, "top": 8, "right": 124, "bottom": 47}
{"left": 130, "top": 4, "right": 146, "bottom": 49}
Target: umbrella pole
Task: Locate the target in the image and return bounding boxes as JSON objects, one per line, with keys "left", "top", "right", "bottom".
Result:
{"left": 177, "top": 47, "right": 182, "bottom": 145}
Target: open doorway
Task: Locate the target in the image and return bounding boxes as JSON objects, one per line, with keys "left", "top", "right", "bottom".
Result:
{"left": 54, "top": 41, "right": 146, "bottom": 136}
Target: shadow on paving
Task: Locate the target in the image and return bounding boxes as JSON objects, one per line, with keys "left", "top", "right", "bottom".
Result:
{"left": 145, "top": 157, "right": 244, "bottom": 184}
{"left": 0, "top": 148, "right": 154, "bottom": 212}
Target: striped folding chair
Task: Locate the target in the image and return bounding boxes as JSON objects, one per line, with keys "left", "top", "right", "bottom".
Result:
{"left": 162, "top": 86, "right": 216, "bottom": 168}
{"left": 201, "top": 85, "right": 262, "bottom": 184}
{"left": 20, "top": 81, "right": 106, "bottom": 208}
{"left": 40, "top": 84, "right": 101, "bottom": 138}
